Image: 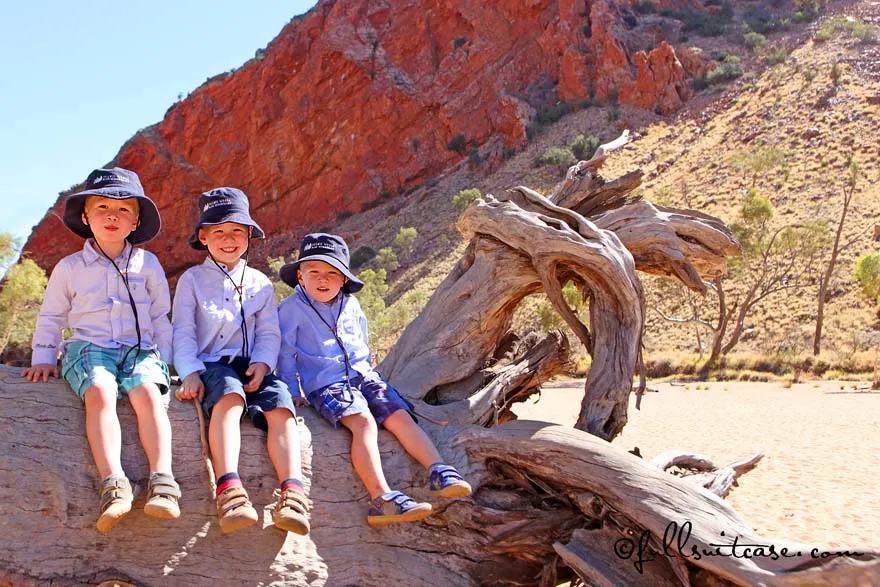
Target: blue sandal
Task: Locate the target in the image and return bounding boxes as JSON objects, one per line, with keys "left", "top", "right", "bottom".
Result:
{"left": 429, "top": 465, "right": 472, "bottom": 498}
{"left": 367, "top": 491, "right": 432, "bottom": 526}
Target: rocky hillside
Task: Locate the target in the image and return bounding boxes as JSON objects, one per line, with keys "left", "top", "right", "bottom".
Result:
{"left": 23, "top": 0, "right": 708, "bottom": 278}
{"left": 330, "top": 0, "right": 880, "bottom": 364}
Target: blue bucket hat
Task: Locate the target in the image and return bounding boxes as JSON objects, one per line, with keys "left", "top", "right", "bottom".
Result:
{"left": 63, "top": 167, "right": 161, "bottom": 245}
{"left": 189, "top": 187, "right": 265, "bottom": 250}
{"left": 280, "top": 233, "right": 365, "bottom": 294}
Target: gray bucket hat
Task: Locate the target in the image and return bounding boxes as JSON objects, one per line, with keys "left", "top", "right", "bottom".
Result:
{"left": 63, "top": 167, "right": 161, "bottom": 244}
{"left": 189, "top": 187, "right": 265, "bottom": 250}
{"left": 280, "top": 233, "right": 364, "bottom": 294}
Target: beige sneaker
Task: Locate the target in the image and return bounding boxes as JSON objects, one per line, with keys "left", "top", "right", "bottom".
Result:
{"left": 96, "top": 476, "right": 133, "bottom": 533}
{"left": 144, "top": 472, "right": 181, "bottom": 520}
{"left": 216, "top": 486, "right": 259, "bottom": 533}
{"left": 272, "top": 488, "right": 310, "bottom": 535}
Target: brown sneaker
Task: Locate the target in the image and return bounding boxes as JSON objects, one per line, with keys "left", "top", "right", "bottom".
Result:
{"left": 144, "top": 472, "right": 181, "bottom": 520}
{"left": 272, "top": 488, "right": 310, "bottom": 535}
{"left": 216, "top": 486, "right": 259, "bottom": 533}
{"left": 96, "top": 476, "right": 133, "bottom": 533}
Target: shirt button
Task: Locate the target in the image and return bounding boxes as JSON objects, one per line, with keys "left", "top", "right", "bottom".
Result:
{"left": 220, "top": 335, "right": 224, "bottom": 339}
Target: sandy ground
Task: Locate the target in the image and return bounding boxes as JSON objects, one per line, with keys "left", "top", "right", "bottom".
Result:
{"left": 511, "top": 380, "right": 879, "bottom": 549}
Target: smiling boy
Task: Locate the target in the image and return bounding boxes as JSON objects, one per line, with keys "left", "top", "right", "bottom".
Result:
{"left": 172, "top": 187, "right": 310, "bottom": 535}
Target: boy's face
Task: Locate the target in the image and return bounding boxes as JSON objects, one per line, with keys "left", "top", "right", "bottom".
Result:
{"left": 298, "top": 260, "right": 346, "bottom": 303}
{"left": 198, "top": 222, "right": 251, "bottom": 266}
{"left": 82, "top": 196, "right": 140, "bottom": 246}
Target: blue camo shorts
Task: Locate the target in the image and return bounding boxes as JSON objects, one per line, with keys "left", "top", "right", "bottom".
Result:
{"left": 201, "top": 356, "right": 296, "bottom": 432}
{"left": 61, "top": 341, "right": 170, "bottom": 400}
{"left": 307, "top": 371, "right": 413, "bottom": 429}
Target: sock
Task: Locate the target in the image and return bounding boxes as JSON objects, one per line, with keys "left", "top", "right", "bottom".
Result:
{"left": 281, "top": 478, "right": 305, "bottom": 493}
{"left": 103, "top": 472, "right": 127, "bottom": 483}
{"left": 216, "top": 472, "right": 242, "bottom": 496}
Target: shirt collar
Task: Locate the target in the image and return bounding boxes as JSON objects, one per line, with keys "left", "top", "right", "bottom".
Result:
{"left": 82, "top": 239, "right": 133, "bottom": 265}
{"left": 202, "top": 255, "right": 246, "bottom": 274}
{"left": 296, "top": 285, "right": 344, "bottom": 309}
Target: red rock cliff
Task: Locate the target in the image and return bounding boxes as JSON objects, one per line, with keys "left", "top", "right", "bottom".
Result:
{"left": 23, "top": 0, "right": 702, "bottom": 277}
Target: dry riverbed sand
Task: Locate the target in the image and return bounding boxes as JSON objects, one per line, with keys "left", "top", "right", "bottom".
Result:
{"left": 512, "top": 380, "right": 879, "bottom": 549}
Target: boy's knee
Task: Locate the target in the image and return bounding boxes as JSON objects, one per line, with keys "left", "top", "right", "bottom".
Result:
{"left": 128, "top": 382, "right": 162, "bottom": 402}
{"left": 264, "top": 407, "right": 295, "bottom": 427}
{"left": 341, "top": 412, "right": 375, "bottom": 432}
{"left": 83, "top": 384, "right": 118, "bottom": 409}
{"left": 214, "top": 392, "right": 245, "bottom": 412}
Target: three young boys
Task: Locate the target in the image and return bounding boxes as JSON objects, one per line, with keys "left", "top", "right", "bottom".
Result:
{"left": 25, "top": 168, "right": 469, "bottom": 533}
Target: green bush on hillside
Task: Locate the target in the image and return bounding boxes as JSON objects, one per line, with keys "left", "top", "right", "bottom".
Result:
{"left": 569, "top": 134, "right": 601, "bottom": 161}
{"left": 453, "top": 188, "right": 482, "bottom": 212}
{"left": 536, "top": 147, "right": 577, "bottom": 167}
{"left": 706, "top": 55, "right": 743, "bottom": 84}
{"left": 375, "top": 247, "right": 399, "bottom": 272}
{"left": 855, "top": 253, "right": 880, "bottom": 304}
{"left": 743, "top": 32, "right": 768, "bottom": 52}
{"left": 0, "top": 259, "right": 48, "bottom": 358}
{"left": 764, "top": 46, "right": 789, "bottom": 65}
{"left": 394, "top": 227, "right": 418, "bottom": 255}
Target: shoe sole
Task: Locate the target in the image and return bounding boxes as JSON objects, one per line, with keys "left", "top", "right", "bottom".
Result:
{"left": 430, "top": 482, "right": 472, "bottom": 499}
{"left": 144, "top": 501, "right": 181, "bottom": 520}
{"left": 220, "top": 515, "right": 259, "bottom": 534}
{"left": 96, "top": 504, "right": 133, "bottom": 533}
{"left": 367, "top": 503, "right": 433, "bottom": 526}
{"left": 274, "top": 518, "right": 310, "bottom": 535}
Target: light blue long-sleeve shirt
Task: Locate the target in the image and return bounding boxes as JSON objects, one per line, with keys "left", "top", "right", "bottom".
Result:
{"left": 277, "top": 286, "right": 373, "bottom": 399}
{"left": 31, "top": 239, "right": 172, "bottom": 365}
{"left": 172, "top": 257, "right": 280, "bottom": 378}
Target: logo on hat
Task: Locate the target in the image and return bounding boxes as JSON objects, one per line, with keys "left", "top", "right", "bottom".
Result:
{"left": 92, "top": 173, "right": 131, "bottom": 185}
{"left": 202, "top": 198, "right": 234, "bottom": 212}
{"left": 303, "top": 242, "right": 337, "bottom": 253}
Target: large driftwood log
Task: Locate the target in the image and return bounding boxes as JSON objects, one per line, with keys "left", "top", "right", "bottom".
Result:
{"left": 381, "top": 148, "right": 738, "bottom": 440}
{"left": 2, "top": 366, "right": 878, "bottom": 587}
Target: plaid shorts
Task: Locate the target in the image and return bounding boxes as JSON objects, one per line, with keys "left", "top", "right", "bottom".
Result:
{"left": 307, "top": 371, "right": 412, "bottom": 428}
{"left": 61, "top": 341, "right": 170, "bottom": 400}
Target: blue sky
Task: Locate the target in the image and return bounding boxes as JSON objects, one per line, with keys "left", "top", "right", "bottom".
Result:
{"left": 0, "top": 1, "right": 318, "bottom": 241}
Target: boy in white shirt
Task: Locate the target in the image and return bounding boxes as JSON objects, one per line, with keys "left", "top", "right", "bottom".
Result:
{"left": 172, "top": 187, "right": 309, "bottom": 535}
{"left": 23, "top": 167, "right": 180, "bottom": 533}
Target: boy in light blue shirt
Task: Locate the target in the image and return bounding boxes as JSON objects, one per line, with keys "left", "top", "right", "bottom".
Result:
{"left": 277, "top": 233, "right": 471, "bottom": 526}
{"left": 22, "top": 167, "right": 180, "bottom": 533}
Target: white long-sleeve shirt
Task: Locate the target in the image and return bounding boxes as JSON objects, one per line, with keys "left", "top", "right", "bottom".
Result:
{"left": 172, "top": 257, "right": 280, "bottom": 378}
{"left": 31, "top": 239, "right": 172, "bottom": 365}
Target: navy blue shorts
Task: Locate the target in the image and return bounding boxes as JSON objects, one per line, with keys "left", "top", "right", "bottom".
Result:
{"left": 201, "top": 357, "right": 295, "bottom": 432}
{"left": 307, "top": 371, "right": 412, "bottom": 429}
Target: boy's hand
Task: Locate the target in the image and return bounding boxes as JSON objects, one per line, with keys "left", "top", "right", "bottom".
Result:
{"left": 21, "top": 364, "right": 59, "bottom": 382}
{"left": 293, "top": 396, "right": 310, "bottom": 407}
{"left": 176, "top": 372, "right": 204, "bottom": 401}
{"left": 244, "top": 362, "right": 270, "bottom": 392}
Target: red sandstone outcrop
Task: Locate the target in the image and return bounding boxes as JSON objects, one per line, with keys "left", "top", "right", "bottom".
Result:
{"left": 23, "top": 0, "right": 707, "bottom": 278}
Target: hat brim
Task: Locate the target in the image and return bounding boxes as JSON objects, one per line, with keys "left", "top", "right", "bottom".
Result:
{"left": 279, "top": 254, "right": 364, "bottom": 294}
{"left": 63, "top": 191, "right": 161, "bottom": 245}
{"left": 188, "top": 214, "right": 266, "bottom": 250}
